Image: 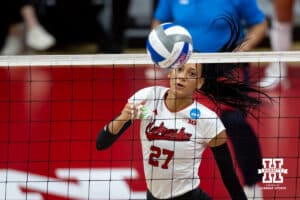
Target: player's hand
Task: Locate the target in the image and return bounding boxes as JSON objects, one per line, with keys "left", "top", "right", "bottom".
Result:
{"left": 120, "top": 100, "right": 147, "bottom": 121}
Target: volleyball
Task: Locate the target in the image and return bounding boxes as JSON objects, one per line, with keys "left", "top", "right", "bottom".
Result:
{"left": 146, "top": 22, "right": 193, "bottom": 69}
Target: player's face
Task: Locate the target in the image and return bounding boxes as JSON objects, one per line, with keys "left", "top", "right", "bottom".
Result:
{"left": 168, "top": 63, "right": 204, "bottom": 98}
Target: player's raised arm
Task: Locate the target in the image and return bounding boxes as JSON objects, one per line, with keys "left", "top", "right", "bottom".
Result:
{"left": 96, "top": 101, "right": 145, "bottom": 150}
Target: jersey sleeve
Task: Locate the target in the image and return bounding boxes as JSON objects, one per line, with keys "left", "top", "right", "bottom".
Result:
{"left": 153, "top": 0, "right": 173, "bottom": 22}
{"left": 128, "top": 86, "right": 161, "bottom": 104}
{"left": 128, "top": 87, "right": 149, "bottom": 104}
{"left": 200, "top": 113, "right": 225, "bottom": 144}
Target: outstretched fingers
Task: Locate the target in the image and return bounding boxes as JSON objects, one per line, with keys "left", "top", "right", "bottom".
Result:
{"left": 125, "top": 100, "right": 147, "bottom": 120}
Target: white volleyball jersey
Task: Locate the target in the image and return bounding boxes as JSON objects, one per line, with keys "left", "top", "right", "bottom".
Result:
{"left": 128, "top": 86, "right": 225, "bottom": 199}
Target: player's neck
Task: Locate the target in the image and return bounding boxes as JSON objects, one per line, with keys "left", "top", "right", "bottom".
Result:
{"left": 165, "top": 91, "right": 193, "bottom": 112}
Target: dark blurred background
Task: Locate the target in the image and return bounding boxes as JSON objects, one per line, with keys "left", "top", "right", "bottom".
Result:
{"left": 1, "top": 0, "right": 299, "bottom": 54}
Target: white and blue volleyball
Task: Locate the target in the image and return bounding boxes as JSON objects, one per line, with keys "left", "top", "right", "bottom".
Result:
{"left": 146, "top": 22, "right": 193, "bottom": 69}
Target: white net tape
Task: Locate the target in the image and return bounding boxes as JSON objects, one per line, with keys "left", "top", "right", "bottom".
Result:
{"left": 0, "top": 51, "right": 300, "bottom": 66}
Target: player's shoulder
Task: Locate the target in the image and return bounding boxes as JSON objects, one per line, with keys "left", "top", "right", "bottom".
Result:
{"left": 145, "top": 85, "right": 168, "bottom": 91}
{"left": 137, "top": 86, "right": 168, "bottom": 96}
{"left": 193, "top": 101, "right": 218, "bottom": 119}
{"left": 131, "top": 86, "right": 168, "bottom": 101}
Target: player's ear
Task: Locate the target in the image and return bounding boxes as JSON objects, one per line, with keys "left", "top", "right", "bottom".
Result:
{"left": 197, "top": 77, "right": 205, "bottom": 90}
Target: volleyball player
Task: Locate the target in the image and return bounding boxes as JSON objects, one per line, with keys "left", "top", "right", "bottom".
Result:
{"left": 96, "top": 23, "right": 270, "bottom": 199}
{"left": 96, "top": 64, "right": 268, "bottom": 199}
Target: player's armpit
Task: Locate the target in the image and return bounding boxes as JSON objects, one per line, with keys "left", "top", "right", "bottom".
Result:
{"left": 208, "top": 130, "right": 227, "bottom": 147}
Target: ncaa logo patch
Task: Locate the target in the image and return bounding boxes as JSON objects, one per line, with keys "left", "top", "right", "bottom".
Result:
{"left": 190, "top": 108, "right": 201, "bottom": 119}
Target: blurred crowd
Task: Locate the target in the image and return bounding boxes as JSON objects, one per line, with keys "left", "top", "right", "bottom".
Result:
{"left": 0, "top": 0, "right": 156, "bottom": 55}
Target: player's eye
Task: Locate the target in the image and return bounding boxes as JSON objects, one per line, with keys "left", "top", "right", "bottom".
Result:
{"left": 189, "top": 72, "right": 197, "bottom": 78}
{"left": 187, "top": 70, "right": 198, "bottom": 79}
{"left": 175, "top": 67, "right": 183, "bottom": 73}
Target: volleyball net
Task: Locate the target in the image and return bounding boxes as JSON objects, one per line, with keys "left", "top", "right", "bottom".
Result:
{"left": 0, "top": 51, "right": 299, "bottom": 199}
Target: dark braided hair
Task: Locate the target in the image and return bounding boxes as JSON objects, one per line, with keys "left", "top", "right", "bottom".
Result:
{"left": 197, "top": 14, "right": 270, "bottom": 116}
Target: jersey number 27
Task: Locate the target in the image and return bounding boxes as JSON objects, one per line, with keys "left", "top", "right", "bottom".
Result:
{"left": 148, "top": 145, "right": 174, "bottom": 169}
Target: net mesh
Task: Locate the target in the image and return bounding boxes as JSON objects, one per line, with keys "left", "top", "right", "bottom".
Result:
{"left": 0, "top": 51, "right": 299, "bottom": 199}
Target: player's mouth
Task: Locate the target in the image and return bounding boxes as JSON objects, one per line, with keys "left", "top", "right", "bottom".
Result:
{"left": 176, "top": 83, "right": 185, "bottom": 89}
